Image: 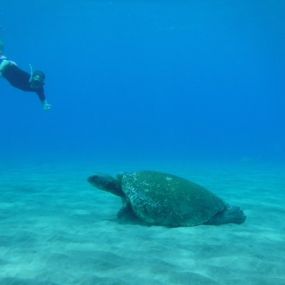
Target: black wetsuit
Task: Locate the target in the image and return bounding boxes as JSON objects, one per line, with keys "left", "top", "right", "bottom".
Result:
{"left": 2, "top": 64, "right": 46, "bottom": 102}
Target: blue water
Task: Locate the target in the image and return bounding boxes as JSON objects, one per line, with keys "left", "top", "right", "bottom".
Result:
{"left": 0, "top": 0, "right": 284, "bottom": 164}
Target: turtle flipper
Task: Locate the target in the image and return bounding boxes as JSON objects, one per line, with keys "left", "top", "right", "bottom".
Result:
{"left": 204, "top": 205, "right": 246, "bottom": 225}
{"left": 117, "top": 203, "right": 142, "bottom": 224}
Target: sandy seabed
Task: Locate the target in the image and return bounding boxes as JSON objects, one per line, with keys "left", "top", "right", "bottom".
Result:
{"left": 0, "top": 160, "right": 284, "bottom": 285}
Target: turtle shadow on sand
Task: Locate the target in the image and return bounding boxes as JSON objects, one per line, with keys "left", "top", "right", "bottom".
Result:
{"left": 88, "top": 170, "right": 246, "bottom": 227}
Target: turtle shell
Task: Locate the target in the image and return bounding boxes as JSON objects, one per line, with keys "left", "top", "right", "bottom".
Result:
{"left": 121, "top": 171, "right": 226, "bottom": 226}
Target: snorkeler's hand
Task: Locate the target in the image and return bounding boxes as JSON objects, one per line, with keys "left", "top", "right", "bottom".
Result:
{"left": 43, "top": 101, "right": 52, "bottom": 111}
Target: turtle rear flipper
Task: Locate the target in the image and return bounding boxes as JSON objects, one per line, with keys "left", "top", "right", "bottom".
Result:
{"left": 204, "top": 206, "right": 246, "bottom": 225}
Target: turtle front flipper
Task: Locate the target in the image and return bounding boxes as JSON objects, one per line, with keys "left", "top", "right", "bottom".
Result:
{"left": 117, "top": 202, "right": 143, "bottom": 224}
{"left": 88, "top": 173, "right": 124, "bottom": 197}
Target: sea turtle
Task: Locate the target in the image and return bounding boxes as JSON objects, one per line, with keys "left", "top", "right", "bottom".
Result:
{"left": 88, "top": 170, "right": 246, "bottom": 227}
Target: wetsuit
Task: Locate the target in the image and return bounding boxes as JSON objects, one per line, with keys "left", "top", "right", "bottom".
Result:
{"left": 1, "top": 62, "right": 46, "bottom": 103}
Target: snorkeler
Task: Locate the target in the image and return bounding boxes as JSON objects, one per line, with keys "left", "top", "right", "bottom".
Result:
{"left": 0, "top": 40, "right": 51, "bottom": 111}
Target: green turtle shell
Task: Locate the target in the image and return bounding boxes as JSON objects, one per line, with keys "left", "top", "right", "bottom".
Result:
{"left": 121, "top": 171, "right": 226, "bottom": 226}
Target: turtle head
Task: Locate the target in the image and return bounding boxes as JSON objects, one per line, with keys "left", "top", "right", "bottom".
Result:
{"left": 88, "top": 173, "right": 124, "bottom": 197}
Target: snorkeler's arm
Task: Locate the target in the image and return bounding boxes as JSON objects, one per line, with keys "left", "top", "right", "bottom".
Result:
{"left": 37, "top": 88, "right": 52, "bottom": 111}
{"left": 43, "top": 101, "right": 52, "bottom": 110}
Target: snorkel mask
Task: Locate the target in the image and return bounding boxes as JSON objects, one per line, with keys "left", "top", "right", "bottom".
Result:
{"left": 30, "top": 70, "right": 45, "bottom": 89}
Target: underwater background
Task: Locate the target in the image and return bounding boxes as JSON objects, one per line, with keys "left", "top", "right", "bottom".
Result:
{"left": 0, "top": 0, "right": 284, "bottom": 163}
{"left": 0, "top": 1, "right": 285, "bottom": 285}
